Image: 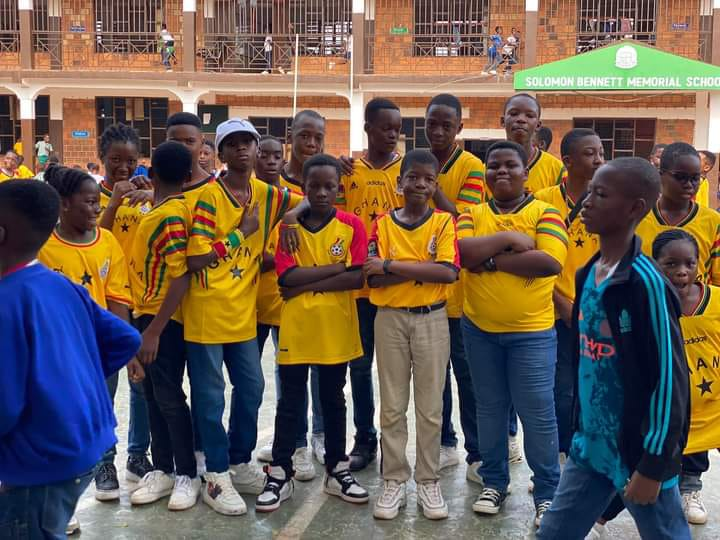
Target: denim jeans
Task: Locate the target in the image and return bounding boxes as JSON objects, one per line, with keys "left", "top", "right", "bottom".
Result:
{"left": 462, "top": 318, "right": 560, "bottom": 503}
{"left": 187, "top": 339, "right": 264, "bottom": 472}
{"left": 554, "top": 319, "right": 575, "bottom": 454}
{"left": 538, "top": 458, "right": 691, "bottom": 540}
{"left": 101, "top": 369, "right": 151, "bottom": 464}
{"left": 0, "top": 468, "right": 94, "bottom": 540}
{"left": 508, "top": 406, "right": 518, "bottom": 437}
{"left": 680, "top": 451, "right": 710, "bottom": 493}
{"left": 352, "top": 298, "right": 377, "bottom": 443}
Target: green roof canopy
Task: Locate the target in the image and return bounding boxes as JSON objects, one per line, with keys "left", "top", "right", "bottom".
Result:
{"left": 514, "top": 41, "right": 720, "bottom": 92}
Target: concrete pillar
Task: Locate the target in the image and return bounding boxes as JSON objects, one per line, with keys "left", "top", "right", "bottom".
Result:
{"left": 182, "top": 100, "right": 198, "bottom": 114}
{"left": 19, "top": 0, "right": 33, "bottom": 70}
{"left": 183, "top": 0, "right": 197, "bottom": 72}
{"left": 350, "top": 91, "right": 365, "bottom": 155}
{"left": 707, "top": 92, "right": 720, "bottom": 153}
{"left": 49, "top": 94, "right": 63, "bottom": 161}
{"left": 524, "top": 0, "right": 538, "bottom": 69}
{"left": 19, "top": 97, "right": 35, "bottom": 168}
{"left": 352, "top": 0, "right": 364, "bottom": 78}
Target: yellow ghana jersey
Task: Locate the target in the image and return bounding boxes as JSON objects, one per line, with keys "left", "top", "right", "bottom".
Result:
{"left": 127, "top": 195, "right": 190, "bottom": 321}
{"left": 279, "top": 170, "right": 305, "bottom": 196}
{"left": 275, "top": 209, "right": 367, "bottom": 364}
{"left": 368, "top": 208, "right": 459, "bottom": 309}
{"left": 38, "top": 226, "right": 131, "bottom": 309}
{"left": 257, "top": 225, "right": 282, "bottom": 327}
{"left": 525, "top": 149, "right": 566, "bottom": 193}
{"left": 182, "top": 174, "right": 216, "bottom": 213}
{"left": 184, "top": 177, "right": 302, "bottom": 344}
{"left": 636, "top": 202, "right": 720, "bottom": 286}
{"left": 696, "top": 176, "right": 710, "bottom": 208}
{"left": 457, "top": 197, "right": 568, "bottom": 333}
{"left": 681, "top": 284, "right": 720, "bottom": 454}
{"left": 99, "top": 181, "right": 153, "bottom": 256}
{"left": 535, "top": 183, "right": 599, "bottom": 304}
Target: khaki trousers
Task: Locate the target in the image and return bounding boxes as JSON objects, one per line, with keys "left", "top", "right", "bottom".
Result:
{"left": 375, "top": 306, "right": 450, "bottom": 483}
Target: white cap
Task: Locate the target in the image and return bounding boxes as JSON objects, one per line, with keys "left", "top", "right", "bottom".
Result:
{"left": 215, "top": 118, "right": 261, "bottom": 150}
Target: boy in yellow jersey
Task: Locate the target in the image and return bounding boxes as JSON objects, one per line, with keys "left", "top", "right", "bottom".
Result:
{"left": 535, "top": 128, "right": 604, "bottom": 457}
{"left": 502, "top": 93, "right": 565, "bottom": 193}
{"left": 37, "top": 165, "right": 147, "bottom": 504}
{"left": 698, "top": 150, "right": 716, "bottom": 208}
{"left": 424, "top": 93, "right": 486, "bottom": 477}
{"left": 280, "top": 109, "right": 325, "bottom": 194}
{"left": 458, "top": 141, "right": 566, "bottom": 525}
{"left": 125, "top": 141, "right": 200, "bottom": 511}
{"left": 635, "top": 142, "right": 720, "bottom": 286}
{"left": 256, "top": 154, "right": 369, "bottom": 512}
{"left": 336, "top": 97, "right": 403, "bottom": 471}
{"left": 366, "top": 150, "right": 458, "bottom": 521}
{"left": 184, "top": 118, "right": 303, "bottom": 516}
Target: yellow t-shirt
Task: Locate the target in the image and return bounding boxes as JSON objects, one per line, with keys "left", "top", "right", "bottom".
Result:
{"left": 257, "top": 226, "right": 282, "bottom": 327}
{"left": 458, "top": 197, "right": 568, "bottom": 333}
{"left": 15, "top": 165, "right": 34, "bottom": 179}
{"left": 636, "top": 202, "right": 720, "bottom": 286}
{"left": 99, "top": 182, "right": 153, "bottom": 256}
{"left": 696, "top": 177, "right": 710, "bottom": 208}
{"left": 184, "top": 177, "right": 302, "bottom": 344}
{"left": 337, "top": 154, "right": 403, "bottom": 299}
{"left": 183, "top": 175, "right": 216, "bottom": 213}
{"left": 279, "top": 170, "right": 305, "bottom": 196}
{"left": 275, "top": 209, "right": 367, "bottom": 364}
{"left": 526, "top": 149, "right": 566, "bottom": 194}
{"left": 38, "top": 227, "right": 131, "bottom": 309}
{"left": 368, "top": 208, "right": 459, "bottom": 308}
{"left": 682, "top": 284, "right": 720, "bottom": 454}
{"left": 534, "top": 184, "right": 599, "bottom": 304}
{"left": 127, "top": 195, "right": 190, "bottom": 321}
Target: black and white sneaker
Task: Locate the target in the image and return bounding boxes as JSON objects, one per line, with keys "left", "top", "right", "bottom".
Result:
{"left": 323, "top": 461, "right": 369, "bottom": 504}
{"left": 534, "top": 500, "right": 553, "bottom": 527}
{"left": 94, "top": 462, "right": 120, "bottom": 501}
{"left": 472, "top": 487, "right": 506, "bottom": 515}
{"left": 126, "top": 454, "right": 154, "bottom": 483}
{"left": 255, "top": 466, "right": 293, "bottom": 513}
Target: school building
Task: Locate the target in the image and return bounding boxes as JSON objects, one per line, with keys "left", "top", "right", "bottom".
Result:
{"left": 1, "top": 0, "right": 720, "bottom": 197}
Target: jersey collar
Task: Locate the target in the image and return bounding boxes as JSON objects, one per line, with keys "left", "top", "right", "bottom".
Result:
{"left": 359, "top": 153, "right": 402, "bottom": 171}
{"left": 488, "top": 194, "right": 535, "bottom": 215}
{"left": 652, "top": 201, "right": 698, "bottom": 227}
{"left": 439, "top": 146, "right": 463, "bottom": 175}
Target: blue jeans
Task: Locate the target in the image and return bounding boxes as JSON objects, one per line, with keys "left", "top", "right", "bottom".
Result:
{"left": 187, "top": 340, "right": 264, "bottom": 472}
{"left": 538, "top": 458, "right": 691, "bottom": 540}
{"left": 101, "top": 370, "right": 151, "bottom": 464}
{"left": 0, "top": 468, "right": 94, "bottom": 540}
{"left": 352, "top": 298, "right": 377, "bottom": 443}
{"left": 462, "top": 318, "right": 560, "bottom": 503}
{"left": 554, "top": 319, "right": 575, "bottom": 453}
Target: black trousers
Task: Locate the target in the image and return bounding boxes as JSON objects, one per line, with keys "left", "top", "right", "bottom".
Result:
{"left": 272, "top": 362, "right": 349, "bottom": 475}
{"left": 135, "top": 316, "right": 196, "bottom": 478}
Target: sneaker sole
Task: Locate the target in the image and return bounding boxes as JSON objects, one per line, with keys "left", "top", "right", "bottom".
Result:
{"left": 94, "top": 489, "right": 120, "bottom": 502}
{"left": 324, "top": 485, "right": 369, "bottom": 504}
{"left": 473, "top": 503, "right": 501, "bottom": 515}
{"left": 66, "top": 524, "right": 80, "bottom": 536}
{"left": 131, "top": 488, "right": 174, "bottom": 505}
{"left": 201, "top": 491, "right": 247, "bottom": 516}
{"left": 417, "top": 501, "right": 449, "bottom": 520}
{"left": 688, "top": 515, "right": 708, "bottom": 525}
{"left": 168, "top": 493, "right": 200, "bottom": 511}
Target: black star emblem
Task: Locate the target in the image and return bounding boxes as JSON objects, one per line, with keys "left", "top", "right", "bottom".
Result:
{"left": 697, "top": 377, "right": 714, "bottom": 396}
{"left": 121, "top": 223, "right": 129, "bottom": 233}
{"left": 52, "top": 266, "right": 63, "bottom": 274}
{"left": 81, "top": 271, "right": 92, "bottom": 285}
{"left": 414, "top": 280, "right": 423, "bottom": 286}
{"left": 230, "top": 266, "right": 243, "bottom": 279}
{"left": 225, "top": 240, "right": 232, "bottom": 249}
{"left": 369, "top": 210, "right": 379, "bottom": 221}
{"left": 574, "top": 238, "right": 585, "bottom": 248}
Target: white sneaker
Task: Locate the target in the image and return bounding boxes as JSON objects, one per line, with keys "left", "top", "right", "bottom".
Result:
{"left": 373, "top": 480, "right": 407, "bottom": 520}
{"left": 195, "top": 451, "right": 206, "bottom": 477}
{"left": 683, "top": 491, "right": 708, "bottom": 524}
{"left": 311, "top": 434, "right": 326, "bottom": 465}
{"left": 256, "top": 466, "right": 294, "bottom": 512}
{"left": 585, "top": 522, "right": 607, "bottom": 539}
{"left": 323, "top": 461, "right": 368, "bottom": 504}
{"left": 473, "top": 487, "right": 506, "bottom": 514}
{"left": 66, "top": 514, "right": 80, "bottom": 535}
{"left": 466, "top": 461, "right": 483, "bottom": 484}
{"left": 168, "top": 475, "right": 201, "bottom": 511}
{"left": 261, "top": 70, "right": 269, "bottom": 75}
{"left": 534, "top": 500, "right": 553, "bottom": 527}
{"left": 417, "top": 481, "right": 449, "bottom": 520}
{"left": 130, "top": 471, "right": 175, "bottom": 505}
{"left": 229, "top": 462, "right": 266, "bottom": 494}
{"left": 202, "top": 471, "right": 247, "bottom": 516}
{"left": 439, "top": 446, "right": 460, "bottom": 471}
{"left": 489, "top": 69, "right": 497, "bottom": 75}
{"left": 508, "top": 435, "right": 524, "bottom": 464}
{"left": 293, "top": 447, "right": 316, "bottom": 481}
{"left": 256, "top": 443, "right": 273, "bottom": 462}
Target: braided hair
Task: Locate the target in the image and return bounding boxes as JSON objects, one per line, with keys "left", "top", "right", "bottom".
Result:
{"left": 99, "top": 123, "right": 140, "bottom": 160}
{"left": 45, "top": 164, "right": 96, "bottom": 198}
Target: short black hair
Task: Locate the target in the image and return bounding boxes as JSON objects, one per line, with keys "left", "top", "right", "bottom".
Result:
{"left": 45, "top": 165, "right": 96, "bottom": 198}
{"left": 536, "top": 126, "right": 554, "bottom": 150}
{"left": 151, "top": 141, "right": 192, "bottom": 187}
{"left": 604, "top": 157, "right": 660, "bottom": 215}
{"left": 302, "top": 153, "right": 341, "bottom": 182}
{"left": 650, "top": 143, "right": 667, "bottom": 157}
{"left": 0, "top": 179, "right": 60, "bottom": 252}
{"left": 202, "top": 139, "right": 216, "bottom": 151}
{"left": 259, "top": 135, "right": 283, "bottom": 148}
{"left": 427, "top": 94, "right": 462, "bottom": 121}
{"left": 504, "top": 93, "right": 541, "bottom": 116}
{"left": 364, "top": 98, "right": 400, "bottom": 124}
{"left": 86, "top": 162, "right": 99, "bottom": 171}
{"left": 166, "top": 112, "right": 202, "bottom": 131}
{"left": 292, "top": 109, "right": 325, "bottom": 130}
{"left": 486, "top": 140, "right": 529, "bottom": 166}
{"left": 400, "top": 149, "right": 440, "bottom": 177}
{"left": 652, "top": 228, "right": 699, "bottom": 261}
{"left": 700, "top": 150, "right": 717, "bottom": 169}
{"left": 659, "top": 142, "right": 699, "bottom": 171}
{"left": 99, "top": 123, "right": 140, "bottom": 159}
{"left": 560, "top": 128, "right": 598, "bottom": 158}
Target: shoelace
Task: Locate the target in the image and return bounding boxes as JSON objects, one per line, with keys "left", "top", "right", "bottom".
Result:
{"left": 536, "top": 500, "right": 552, "bottom": 514}
{"left": 480, "top": 488, "right": 502, "bottom": 505}
{"left": 333, "top": 470, "right": 356, "bottom": 488}
{"left": 174, "top": 476, "right": 193, "bottom": 494}
{"left": 379, "top": 482, "right": 401, "bottom": 504}
{"left": 421, "top": 482, "right": 442, "bottom": 504}
{"left": 141, "top": 471, "right": 167, "bottom": 490}
{"left": 96, "top": 463, "right": 116, "bottom": 483}
{"left": 689, "top": 492, "right": 704, "bottom": 507}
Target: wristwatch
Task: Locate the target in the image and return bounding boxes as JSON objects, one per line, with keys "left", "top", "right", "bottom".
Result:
{"left": 383, "top": 259, "right": 392, "bottom": 274}
{"left": 483, "top": 256, "right": 497, "bottom": 272}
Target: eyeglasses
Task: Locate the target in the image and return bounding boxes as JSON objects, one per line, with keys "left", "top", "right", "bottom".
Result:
{"left": 662, "top": 170, "right": 702, "bottom": 185}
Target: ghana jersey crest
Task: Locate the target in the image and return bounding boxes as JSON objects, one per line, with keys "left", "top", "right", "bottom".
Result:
{"left": 182, "top": 174, "right": 215, "bottom": 213}
{"left": 681, "top": 284, "right": 720, "bottom": 454}
{"left": 38, "top": 226, "right": 131, "bottom": 309}
{"left": 184, "top": 177, "right": 302, "bottom": 344}
{"left": 458, "top": 197, "right": 568, "bottom": 332}
{"left": 127, "top": 195, "right": 190, "bottom": 321}
{"left": 535, "top": 183, "right": 599, "bottom": 304}
{"left": 696, "top": 177, "right": 710, "bottom": 208}
{"left": 99, "top": 182, "right": 153, "bottom": 255}
{"left": 368, "top": 209, "right": 459, "bottom": 308}
{"left": 525, "top": 149, "right": 567, "bottom": 193}
{"left": 275, "top": 209, "right": 367, "bottom": 364}
{"left": 636, "top": 202, "right": 720, "bottom": 286}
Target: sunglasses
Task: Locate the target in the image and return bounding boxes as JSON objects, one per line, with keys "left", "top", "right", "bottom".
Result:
{"left": 663, "top": 170, "right": 702, "bottom": 185}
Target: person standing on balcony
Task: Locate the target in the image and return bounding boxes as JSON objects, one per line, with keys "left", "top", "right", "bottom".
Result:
{"left": 482, "top": 26, "right": 503, "bottom": 76}
{"left": 263, "top": 35, "right": 273, "bottom": 75}
{"left": 158, "top": 24, "right": 175, "bottom": 71}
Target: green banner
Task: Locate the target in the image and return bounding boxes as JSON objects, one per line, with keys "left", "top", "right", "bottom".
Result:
{"left": 514, "top": 41, "right": 720, "bottom": 91}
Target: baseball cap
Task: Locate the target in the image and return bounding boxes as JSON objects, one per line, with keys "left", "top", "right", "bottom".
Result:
{"left": 215, "top": 118, "right": 261, "bottom": 150}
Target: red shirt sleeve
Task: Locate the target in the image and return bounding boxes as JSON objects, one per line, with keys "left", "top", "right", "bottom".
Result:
{"left": 274, "top": 242, "right": 298, "bottom": 280}
{"left": 347, "top": 215, "right": 368, "bottom": 267}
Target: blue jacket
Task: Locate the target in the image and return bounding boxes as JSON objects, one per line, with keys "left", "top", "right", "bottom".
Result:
{"left": 0, "top": 264, "right": 141, "bottom": 486}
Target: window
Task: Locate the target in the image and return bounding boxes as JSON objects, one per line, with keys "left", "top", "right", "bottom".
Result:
{"left": 35, "top": 96, "right": 50, "bottom": 145}
{"left": 576, "top": 0, "right": 657, "bottom": 54}
{"left": 0, "top": 0, "right": 18, "bottom": 52}
{"left": 94, "top": 0, "right": 165, "bottom": 53}
{"left": 401, "top": 118, "right": 429, "bottom": 153}
{"left": 249, "top": 116, "right": 293, "bottom": 142}
{"left": 96, "top": 97, "right": 168, "bottom": 157}
{"left": 574, "top": 118, "right": 656, "bottom": 159}
{"left": 0, "top": 95, "right": 19, "bottom": 153}
{"left": 413, "top": 0, "right": 489, "bottom": 57}
{"left": 283, "top": 0, "right": 351, "bottom": 56}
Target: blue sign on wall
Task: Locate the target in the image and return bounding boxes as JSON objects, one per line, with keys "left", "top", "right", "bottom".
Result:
{"left": 71, "top": 130, "right": 90, "bottom": 139}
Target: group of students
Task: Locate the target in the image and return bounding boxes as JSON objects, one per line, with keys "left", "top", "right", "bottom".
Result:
{"left": 0, "top": 89, "right": 719, "bottom": 540}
